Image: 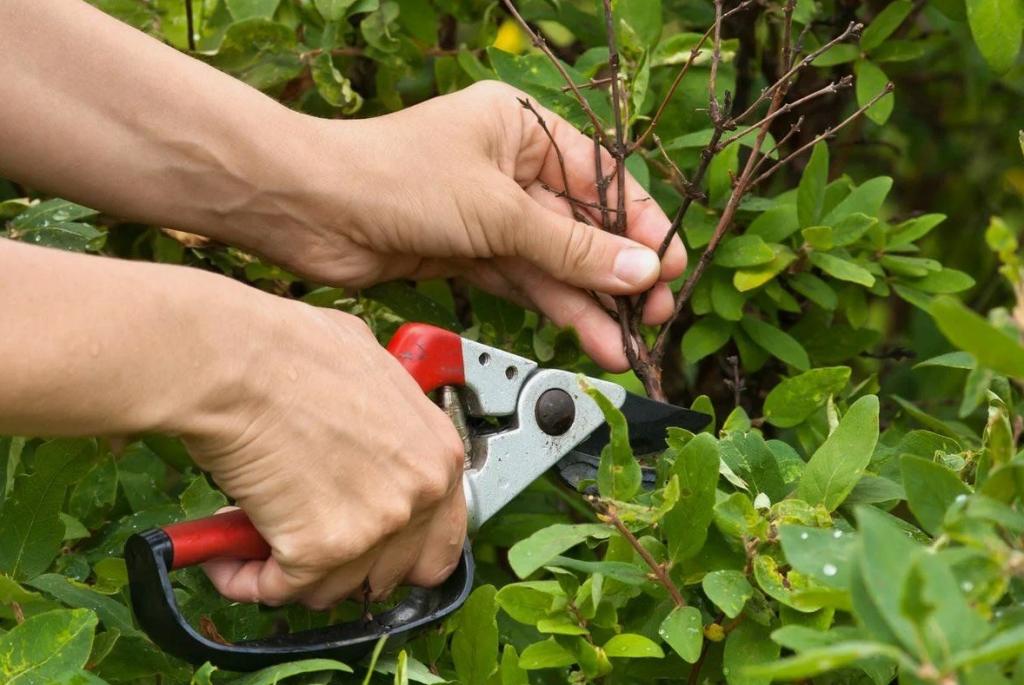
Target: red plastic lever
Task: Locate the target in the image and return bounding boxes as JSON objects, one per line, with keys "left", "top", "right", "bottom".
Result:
{"left": 386, "top": 322, "right": 465, "bottom": 393}
{"left": 163, "top": 323, "right": 466, "bottom": 569}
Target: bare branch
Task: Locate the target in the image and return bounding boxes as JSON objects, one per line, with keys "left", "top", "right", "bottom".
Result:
{"left": 561, "top": 76, "right": 615, "bottom": 92}
{"left": 518, "top": 97, "right": 589, "bottom": 223}
{"left": 731, "top": 21, "right": 863, "bottom": 125}
{"left": 652, "top": 1, "right": 800, "bottom": 360}
{"left": 749, "top": 83, "right": 895, "bottom": 187}
{"left": 717, "top": 75, "right": 852, "bottom": 150}
{"left": 630, "top": 0, "right": 756, "bottom": 153}
{"left": 500, "top": 0, "right": 610, "bottom": 144}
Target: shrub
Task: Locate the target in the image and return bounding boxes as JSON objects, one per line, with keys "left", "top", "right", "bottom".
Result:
{"left": 3, "top": 0, "right": 1024, "bottom": 683}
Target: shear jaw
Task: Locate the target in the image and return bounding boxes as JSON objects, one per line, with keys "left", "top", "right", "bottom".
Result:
{"left": 462, "top": 369, "right": 626, "bottom": 531}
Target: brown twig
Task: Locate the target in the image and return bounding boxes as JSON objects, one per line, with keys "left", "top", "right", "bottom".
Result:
{"left": 592, "top": 498, "right": 686, "bottom": 607}
{"left": 749, "top": 83, "right": 895, "bottom": 187}
{"left": 630, "top": 0, "right": 757, "bottom": 153}
{"left": 730, "top": 21, "right": 863, "bottom": 124}
{"left": 500, "top": 0, "right": 610, "bottom": 143}
{"left": 518, "top": 97, "right": 589, "bottom": 223}
{"left": 652, "top": 0, "right": 800, "bottom": 360}
{"left": 561, "top": 76, "right": 615, "bottom": 92}
{"left": 717, "top": 76, "right": 853, "bottom": 150}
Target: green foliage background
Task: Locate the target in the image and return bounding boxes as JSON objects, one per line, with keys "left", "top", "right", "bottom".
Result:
{"left": 4, "top": 0, "right": 1024, "bottom": 683}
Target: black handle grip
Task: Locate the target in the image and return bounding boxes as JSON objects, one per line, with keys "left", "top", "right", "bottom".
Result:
{"left": 125, "top": 529, "right": 474, "bottom": 671}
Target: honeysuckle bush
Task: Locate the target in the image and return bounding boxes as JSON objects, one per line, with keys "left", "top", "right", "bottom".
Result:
{"left": 4, "top": 0, "right": 1024, "bottom": 683}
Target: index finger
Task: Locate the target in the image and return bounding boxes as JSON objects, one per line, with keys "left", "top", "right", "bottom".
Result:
{"left": 513, "top": 98, "right": 688, "bottom": 281}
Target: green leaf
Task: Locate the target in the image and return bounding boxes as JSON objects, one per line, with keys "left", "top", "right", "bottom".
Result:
{"left": 808, "top": 252, "right": 875, "bottom": 287}
{"left": 797, "top": 395, "right": 880, "bottom": 510}
{"left": 547, "top": 557, "right": 648, "bottom": 584}
{"left": 507, "top": 524, "right": 613, "bottom": 578}
{"left": 495, "top": 582, "right": 563, "bottom": 624}
{"left": 900, "top": 456, "right": 970, "bottom": 535}
{"left": 179, "top": 475, "right": 228, "bottom": 519}
{"left": 763, "top": 367, "right": 851, "bottom": 428}
{"left": 748, "top": 205, "right": 799, "bottom": 242}
{"left": 967, "top": 0, "right": 1023, "bottom": 73}
{"left": 614, "top": 0, "right": 662, "bottom": 47}
{"left": 812, "top": 43, "right": 860, "bottom": 66}
{"left": 832, "top": 213, "right": 877, "bottom": 247}
{"left": 658, "top": 606, "right": 703, "bottom": 663}
{"left": 915, "top": 351, "right": 975, "bottom": 369}
{"left": 602, "top": 634, "right": 664, "bottom": 658}
{"left": 854, "top": 60, "right": 894, "bottom": 125}
{"left": 681, "top": 315, "right": 733, "bottom": 363}
{"left": 861, "top": 0, "right": 913, "bottom": 52}
{"left": 469, "top": 287, "right": 525, "bottom": 341}
{"left": 798, "top": 142, "right": 829, "bottom": 227}
{"left": 226, "top": 0, "right": 281, "bottom": 20}
{"left": 452, "top": 585, "right": 498, "bottom": 685}
{"left": 311, "top": 53, "right": 363, "bottom": 113}
{"left": 953, "top": 623, "right": 1024, "bottom": 668}
{"left": 779, "top": 525, "right": 856, "bottom": 589}
{"left": 889, "top": 213, "right": 946, "bottom": 245}
{"left": 719, "top": 432, "right": 786, "bottom": 504}
{"left": 210, "top": 18, "right": 303, "bottom": 90}
{"left": 739, "top": 316, "right": 810, "bottom": 370}
{"left": 723, "top": 620, "right": 780, "bottom": 685}
{"left": 711, "top": 269, "right": 748, "bottom": 321}
{"left": 362, "top": 2, "right": 402, "bottom": 52}
{"left": 366, "top": 281, "right": 460, "bottom": 331}
{"left": 908, "top": 268, "right": 976, "bottom": 294}
{"left": 788, "top": 272, "right": 838, "bottom": 310}
{"left": 873, "top": 38, "right": 932, "bottom": 62}
{"left": 234, "top": 659, "right": 352, "bottom": 684}
{"left": 27, "top": 574, "right": 140, "bottom": 637}
{"left": 742, "top": 642, "right": 900, "bottom": 681}
{"left": 518, "top": 639, "right": 576, "bottom": 669}
{"left": 714, "top": 235, "right": 776, "bottom": 268}
{"left": 702, "top": 570, "right": 753, "bottom": 618}
{"left": 0, "top": 609, "right": 97, "bottom": 684}
{"left": 315, "top": 0, "right": 358, "bottom": 20}
{"left": 585, "top": 385, "right": 641, "bottom": 501}
{"left": 499, "top": 645, "right": 529, "bottom": 685}
{"left": 663, "top": 433, "right": 720, "bottom": 561}
{"left": 11, "top": 198, "right": 98, "bottom": 228}
{"left": 821, "top": 177, "right": 892, "bottom": 226}
{"left": 930, "top": 295, "right": 1024, "bottom": 378}
{"left": 734, "top": 245, "right": 797, "bottom": 292}
{"left": 0, "top": 439, "right": 97, "bottom": 579}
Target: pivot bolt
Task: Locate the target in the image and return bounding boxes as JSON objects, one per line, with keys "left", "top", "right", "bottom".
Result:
{"left": 535, "top": 388, "right": 575, "bottom": 436}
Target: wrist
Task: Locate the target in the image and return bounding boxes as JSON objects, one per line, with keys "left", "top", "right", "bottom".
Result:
{"left": 152, "top": 269, "right": 273, "bottom": 446}
{"left": 192, "top": 109, "right": 370, "bottom": 277}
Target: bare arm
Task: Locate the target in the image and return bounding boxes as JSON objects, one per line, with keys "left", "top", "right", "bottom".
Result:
{"left": 0, "top": 0, "right": 309, "bottom": 258}
{"left": 0, "top": 0, "right": 687, "bottom": 370}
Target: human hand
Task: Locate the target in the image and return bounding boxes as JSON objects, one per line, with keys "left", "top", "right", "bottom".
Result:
{"left": 184, "top": 295, "right": 465, "bottom": 608}
{"left": 270, "top": 81, "right": 687, "bottom": 371}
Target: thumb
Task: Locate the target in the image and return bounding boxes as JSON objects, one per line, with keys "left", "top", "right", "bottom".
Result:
{"left": 514, "top": 201, "right": 663, "bottom": 294}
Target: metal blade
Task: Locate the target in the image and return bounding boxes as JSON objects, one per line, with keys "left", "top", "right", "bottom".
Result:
{"left": 555, "top": 392, "right": 709, "bottom": 490}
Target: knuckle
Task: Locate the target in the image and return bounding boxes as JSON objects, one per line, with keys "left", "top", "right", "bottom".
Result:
{"left": 376, "top": 501, "right": 413, "bottom": 537}
{"left": 560, "top": 219, "right": 597, "bottom": 275}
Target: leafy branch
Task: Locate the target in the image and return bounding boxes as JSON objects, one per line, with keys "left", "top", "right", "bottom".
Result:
{"left": 502, "top": 0, "right": 887, "bottom": 401}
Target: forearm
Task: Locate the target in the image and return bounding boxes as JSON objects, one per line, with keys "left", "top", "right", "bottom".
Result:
{"left": 0, "top": 239, "right": 259, "bottom": 439}
{"left": 0, "top": 0, "right": 340, "bottom": 258}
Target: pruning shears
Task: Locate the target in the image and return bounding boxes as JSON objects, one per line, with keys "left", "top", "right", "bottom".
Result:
{"left": 125, "top": 323, "right": 709, "bottom": 671}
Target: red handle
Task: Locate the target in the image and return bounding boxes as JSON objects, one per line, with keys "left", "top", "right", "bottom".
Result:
{"left": 163, "top": 323, "right": 466, "bottom": 569}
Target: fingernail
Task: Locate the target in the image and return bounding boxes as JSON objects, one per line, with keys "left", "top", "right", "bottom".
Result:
{"left": 613, "top": 247, "right": 660, "bottom": 286}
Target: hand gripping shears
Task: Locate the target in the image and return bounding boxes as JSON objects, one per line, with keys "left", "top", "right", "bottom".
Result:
{"left": 125, "top": 323, "right": 708, "bottom": 670}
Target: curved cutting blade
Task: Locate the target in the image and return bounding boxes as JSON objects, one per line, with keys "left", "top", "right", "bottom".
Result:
{"left": 556, "top": 392, "right": 710, "bottom": 490}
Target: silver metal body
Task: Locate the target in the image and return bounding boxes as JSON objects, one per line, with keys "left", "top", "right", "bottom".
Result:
{"left": 456, "top": 339, "right": 626, "bottom": 531}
